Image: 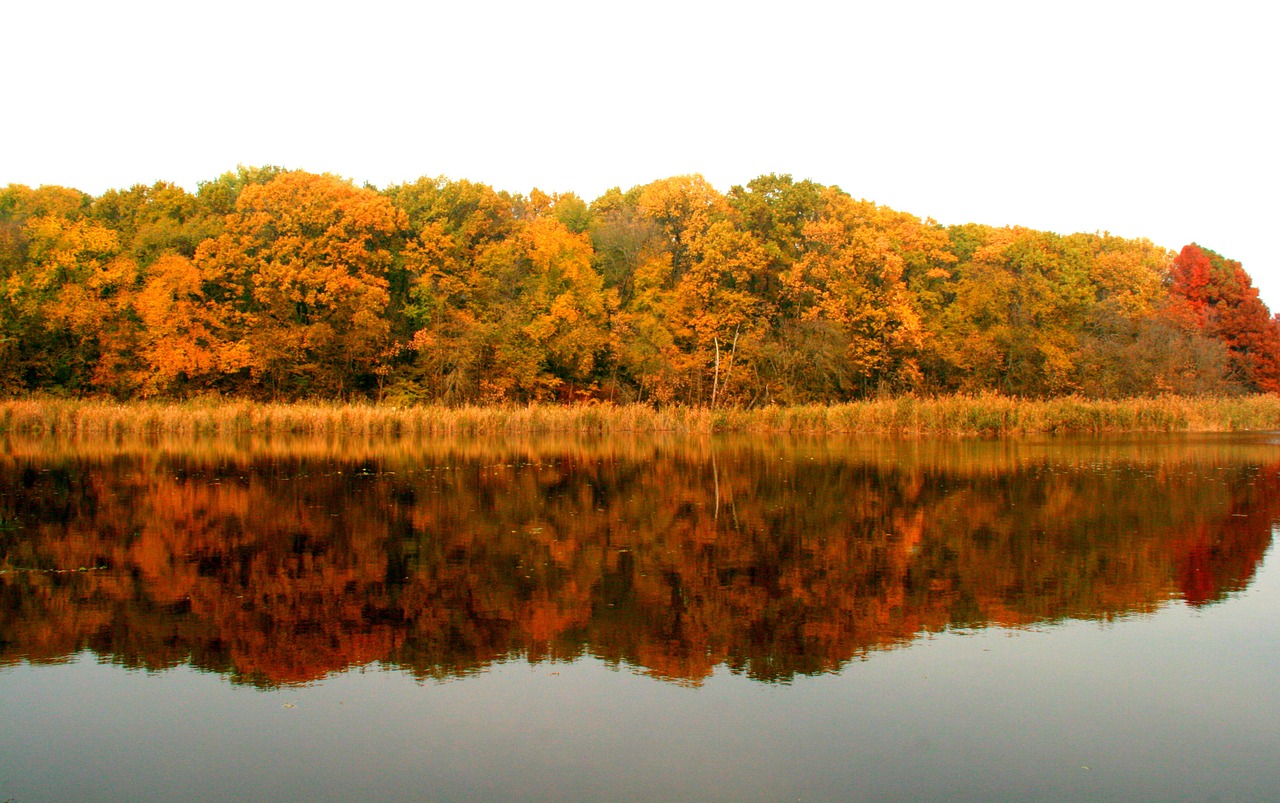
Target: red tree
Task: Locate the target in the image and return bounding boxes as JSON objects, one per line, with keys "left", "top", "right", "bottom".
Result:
{"left": 1168, "top": 244, "right": 1280, "bottom": 393}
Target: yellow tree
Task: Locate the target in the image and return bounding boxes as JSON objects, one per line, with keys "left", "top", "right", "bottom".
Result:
{"left": 671, "top": 219, "right": 770, "bottom": 405}
{"left": 613, "top": 175, "right": 772, "bottom": 404}
{"left": 780, "top": 189, "right": 953, "bottom": 397}
{"left": 636, "top": 174, "right": 730, "bottom": 280}
{"left": 1084, "top": 233, "right": 1170, "bottom": 318}
{"left": 518, "top": 215, "right": 618, "bottom": 398}
{"left": 933, "top": 227, "right": 1095, "bottom": 395}
{"left": 613, "top": 250, "right": 685, "bottom": 402}
{"left": 195, "top": 172, "right": 405, "bottom": 398}
{"left": 382, "top": 177, "right": 525, "bottom": 401}
{"left": 9, "top": 210, "right": 142, "bottom": 394}
{"left": 587, "top": 186, "right": 681, "bottom": 401}
{"left": 91, "top": 181, "right": 221, "bottom": 263}
{"left": 1, "top": 185, "right": 94, "bottom": 391}
{"left": 395, "top": 191, "right": 616, "bottom": 403}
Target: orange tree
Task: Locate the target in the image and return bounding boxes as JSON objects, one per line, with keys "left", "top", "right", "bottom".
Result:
{"left": 194, "top": 172, "right": 405, "bottom": 398}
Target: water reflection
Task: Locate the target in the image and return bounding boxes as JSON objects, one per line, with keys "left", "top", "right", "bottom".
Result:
{"left": 2, "top": 434, "right": 1276, "bottom": 687}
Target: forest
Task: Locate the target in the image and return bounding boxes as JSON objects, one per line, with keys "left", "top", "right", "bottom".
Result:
{"left": 2, "top": 168, "right": 1279, "bottom": 404}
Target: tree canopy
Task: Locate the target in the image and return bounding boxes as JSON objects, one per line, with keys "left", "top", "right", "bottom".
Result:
{"left": 2, "top": 170, "right": 1276, "bottom": 402}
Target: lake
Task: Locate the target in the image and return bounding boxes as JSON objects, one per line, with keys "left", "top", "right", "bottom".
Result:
{"left": 2, "top": 432, "right": 1278, "bottom": 801}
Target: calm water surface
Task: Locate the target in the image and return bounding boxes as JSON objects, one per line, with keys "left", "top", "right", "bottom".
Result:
{"left": 1, "top": 433, "right": 1278, "bottom": 800}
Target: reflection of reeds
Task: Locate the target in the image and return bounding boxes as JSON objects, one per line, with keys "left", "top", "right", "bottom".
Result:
{"left": 2, "top": 394, "right": 1279, "bottom": 438}
{"left": 4, "top": 430, "right": 1279, "bottom": 477}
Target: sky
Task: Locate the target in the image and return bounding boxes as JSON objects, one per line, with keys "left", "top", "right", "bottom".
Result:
{"left": 6, "top": 0, "right": 1278, "bottom": 308}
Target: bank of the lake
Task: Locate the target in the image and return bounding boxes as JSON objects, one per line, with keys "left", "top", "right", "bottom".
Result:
{"left": 3, "top": 394, "right": 1280, "bottom": 438}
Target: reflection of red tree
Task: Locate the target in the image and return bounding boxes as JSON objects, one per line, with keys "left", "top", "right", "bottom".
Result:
{"left": 1174, "top": 468, "right": 1278, "bottom": 607}
{"left": 1177, "top": 520, "right": 1270, "bottom": 607}
{"left": 2, "top": 446, "right": 1277, "bottom": 685}
{"left": 1179, "top": 530, "right": 1220, "bottom": 607}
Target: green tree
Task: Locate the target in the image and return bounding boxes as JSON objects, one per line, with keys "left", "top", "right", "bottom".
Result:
{"left": 91, "top": 181, "right": 221, "bottom": 263}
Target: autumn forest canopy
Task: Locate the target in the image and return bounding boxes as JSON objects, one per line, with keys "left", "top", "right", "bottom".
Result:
{"left": 3, "top": 168, "right": 1279, "bottom": 403}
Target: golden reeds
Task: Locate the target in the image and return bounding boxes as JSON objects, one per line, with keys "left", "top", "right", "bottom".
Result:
{"left": 2, "top": 394, "right": 1279, "bottom": 438}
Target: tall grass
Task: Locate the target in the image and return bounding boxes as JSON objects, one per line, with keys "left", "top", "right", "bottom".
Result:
{"left": 2, "top": 394, "right": 1279, "bottom": 438}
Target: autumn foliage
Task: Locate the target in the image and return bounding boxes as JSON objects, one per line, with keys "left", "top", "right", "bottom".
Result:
{"left": 1167, "top": 244, "right": 1280, "bottom": 393}
{"left": 3, "top": 169, "right": 1278, "bottom": 402}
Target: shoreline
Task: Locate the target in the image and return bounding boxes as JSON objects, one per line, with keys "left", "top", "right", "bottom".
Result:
{"left": 3, "top": 394, "right": 1280, "bottom": 438}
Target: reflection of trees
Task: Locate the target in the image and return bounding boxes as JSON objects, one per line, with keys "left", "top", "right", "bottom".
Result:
{"left": 1, "top": 437, "right": 1276, "bottom": 686}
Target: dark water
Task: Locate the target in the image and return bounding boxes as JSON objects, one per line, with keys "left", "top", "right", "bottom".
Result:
{"left": 2, "top": 433, "right": 1278, "bottom": 800}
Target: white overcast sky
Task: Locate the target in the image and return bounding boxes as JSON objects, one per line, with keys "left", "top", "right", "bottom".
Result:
{"left": 6, "top": 0, "right": 1278, "bottom": 308}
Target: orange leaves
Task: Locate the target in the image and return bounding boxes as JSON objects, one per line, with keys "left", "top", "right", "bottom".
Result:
{"left": 637, "top": 174, "right": 729, "bottom": 235}
{"left": 195, "top": 172, "right": 405, "bottom": 396}
{"left": 5, "top": 169, "right": 1276, "bottom": 402}
{"left": 517, "top": 216, "right": 617, "bottom": 386}
{"left": 135, "top": 253, "right": 249, "bottom": 394}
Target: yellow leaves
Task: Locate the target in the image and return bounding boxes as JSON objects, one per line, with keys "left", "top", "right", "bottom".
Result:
{"left": 1, "top": 183, "right": 90, "bottom": 221}
{"left": 1039, "top": 341, "right": 1076, "bottom": 393}
{"left": 767, "top": 186, "right": 945, "bottom": 392}
{"left": 516, "top": 217, "right": 617, "bottom": 383}
{"left": 404, "top": 221, "right": 460, "bottom": 278}
{"left": 548, "top": 293, "right": 583, "bottom": 325}
{"left": 21, "top": 212, "right": 138, "bottom": 359}
{"left": 4, "top": 170, "right": 1214, "bottom": 403}
{"left": 398, "top": 209, "right": 619, "bottom": 402}
{"left": 527, "top": 188, "right": 553, "bottom": 217}
{"left": 673, "top": 220, "right": 768, "bottom": 347}
{"left": 637, "top": 174, "right": 728, "bottom": 226}
{"left": 523, "top": 315, "right": 558, "bottom": 342}
{"left": 1088, "top": 235, "right": 1170, "bottom": 318}
{"left": 636, "top": 175, "right": 731, "bottom": 266}
{"left": 520, "top": 216, "right": 594, "bottom": 281}
{"left": 46, "top": 256, "right": 138, "bottom": 336}
{"left": 23, "top": 214, "right": 120, "bottom": 294}
{"left": 632, "top": 253, "right": 673, "bottom": 297}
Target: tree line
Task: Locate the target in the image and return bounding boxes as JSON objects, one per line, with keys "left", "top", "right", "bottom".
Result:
{"left": 2, "top": 168, "right": 1278, "bottom": 403}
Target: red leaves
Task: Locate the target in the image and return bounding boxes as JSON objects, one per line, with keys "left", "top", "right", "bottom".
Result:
{"left": 1170, "top": 244, "right": 1280, "bottom": 393}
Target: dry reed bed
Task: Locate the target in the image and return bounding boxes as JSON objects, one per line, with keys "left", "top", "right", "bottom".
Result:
{"left": 3, "top": 395, "right": 1280, "bottom": 438}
